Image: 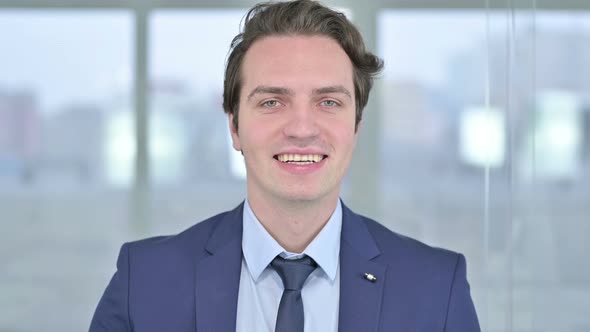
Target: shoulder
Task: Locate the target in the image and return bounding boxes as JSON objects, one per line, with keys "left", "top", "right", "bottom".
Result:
{"left": 353, "top": 212, "right": 474, "bottom": 309}
{"left": 355, "top": 211, "right": 464, "bottom": 274}
{"left": 122, "top": 204, "right": 242, "bottom": 266}
{"left": 345, "top": 212, "right": 480, "bottom": 330}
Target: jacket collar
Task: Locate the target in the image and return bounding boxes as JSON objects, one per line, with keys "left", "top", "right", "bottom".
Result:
{"left": 338, "top": 203, "right": 386, "bottom": 332}
{"left": 194, "top": 202, "right": 386, "bottom": 332}
{"left": 195, "top": 203, "right": 244, "bottom": 332}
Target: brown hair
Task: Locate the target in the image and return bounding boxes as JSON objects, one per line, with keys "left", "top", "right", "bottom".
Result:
{"left": 223, "top": 0, "right": 383, "bottom": 131}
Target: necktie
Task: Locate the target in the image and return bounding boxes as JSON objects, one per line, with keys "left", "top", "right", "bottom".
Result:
{"left": 270, "top": 255, "right": 317, "bottom": 332}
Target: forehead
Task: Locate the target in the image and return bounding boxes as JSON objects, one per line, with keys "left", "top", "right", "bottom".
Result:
{"left": 240, "top": 34, "right": 354, "bottom": 92}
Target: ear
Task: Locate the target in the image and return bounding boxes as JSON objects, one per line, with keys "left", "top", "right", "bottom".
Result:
{"left": 351, "top": 120, "right": 361, "bottom": 150}
{"left": 228, "top": 113, "right": 242, "bottom": 151}
{"left": 354, "top": 120, "right": 362, "bottom": 136}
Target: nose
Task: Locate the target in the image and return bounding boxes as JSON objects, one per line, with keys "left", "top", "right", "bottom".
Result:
{"left": 282, "top": 104, "right": 320, "bottom": 141}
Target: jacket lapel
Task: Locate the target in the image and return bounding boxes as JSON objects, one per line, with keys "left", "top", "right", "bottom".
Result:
{"left": 195, "top": 203, "right": 244, "bottom": 332}
{"left": 338, "top": 204, "right": 386, "bottom": 332}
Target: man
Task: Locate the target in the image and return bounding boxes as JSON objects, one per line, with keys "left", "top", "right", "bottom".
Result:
{"left": 90, "top": 1, "right": 480, "bottom": 331}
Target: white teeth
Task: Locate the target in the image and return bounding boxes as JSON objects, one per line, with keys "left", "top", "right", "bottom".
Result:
{"left": 276, "top": 154, "right": 325, "bottom": 163}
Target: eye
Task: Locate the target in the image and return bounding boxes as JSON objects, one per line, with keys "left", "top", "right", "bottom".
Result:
{"left": 320, "top": 99, "right": 339, "bottom": 107}
{"left": 262, "top": 100, "right": 281, "bottom": 108}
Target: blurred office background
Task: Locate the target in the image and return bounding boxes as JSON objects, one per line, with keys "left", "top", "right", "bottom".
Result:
{"left": 0, "top": 0, "right": 588, "bottom": 331}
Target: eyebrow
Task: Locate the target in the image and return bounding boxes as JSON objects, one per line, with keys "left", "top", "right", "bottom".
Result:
{"left": 246, "top": 85, "right": 353, "bottom": 101}
{"left": 247, "top": 86, "right": 294, "bottom": 100}
{"left": 312, "top": 85, "right": 352, "bottom": 99}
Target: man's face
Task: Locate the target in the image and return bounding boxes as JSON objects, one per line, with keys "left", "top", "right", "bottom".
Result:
{"left": 230, "top": 35, "right": 359, "bottom": 204}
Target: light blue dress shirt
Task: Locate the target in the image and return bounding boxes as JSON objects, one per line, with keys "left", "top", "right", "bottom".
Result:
{"left": 236, "top": 199, "right": 342, "bottom": 332}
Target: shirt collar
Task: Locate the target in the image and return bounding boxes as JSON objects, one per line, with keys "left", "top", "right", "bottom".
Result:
{"left": 241, "top": 199, "right": 342, "bottom": 282}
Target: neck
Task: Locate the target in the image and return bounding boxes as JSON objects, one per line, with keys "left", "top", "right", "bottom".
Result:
{"left": 247, "top": 191, "right": 339, "bottom": 253}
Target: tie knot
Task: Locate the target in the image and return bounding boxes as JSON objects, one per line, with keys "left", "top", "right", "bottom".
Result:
{"left": 271, "top": 255, "right": 317, "bottom": 291}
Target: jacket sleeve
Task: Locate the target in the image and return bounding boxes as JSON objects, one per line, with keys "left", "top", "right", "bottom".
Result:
{"left": 444, "top": 254, "right": 481, "bottom": 332}
{"left": 89, "top": 243, "right": 132, "bottom": 332}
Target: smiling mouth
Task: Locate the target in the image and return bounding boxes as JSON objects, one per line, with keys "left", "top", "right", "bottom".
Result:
{"left": 273, "top": 153, "right": 328, "bottom": 165}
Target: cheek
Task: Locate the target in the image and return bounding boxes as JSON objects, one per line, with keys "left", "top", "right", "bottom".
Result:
{"left": 331, "top": 121, "right": 358, "bottom": 145}
{"left": 238, "top": 122, "right": 270, "bottom": 155}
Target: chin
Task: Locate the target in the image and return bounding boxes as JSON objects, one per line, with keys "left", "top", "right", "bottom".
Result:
{"left": 277, "top": 188, "right": 332, "bottom": 204}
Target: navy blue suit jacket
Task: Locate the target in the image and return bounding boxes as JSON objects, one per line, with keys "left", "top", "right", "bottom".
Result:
{"left": 90, "top": 202, "right": 480, "bottom": 331}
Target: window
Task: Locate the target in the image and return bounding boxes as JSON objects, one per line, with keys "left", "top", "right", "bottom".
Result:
{"left": 378, "top": 10, "right": 590, "bottom": 332}
{"left": 0, "top": 10, "right": 133, "bottom": 331}
{"left": 147, "top": 10, "right": 248, "bottom": 234}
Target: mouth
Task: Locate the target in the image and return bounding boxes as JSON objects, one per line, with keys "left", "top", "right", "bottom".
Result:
{"left": 273, "top": 153, "right": 328, "bottom": 165}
